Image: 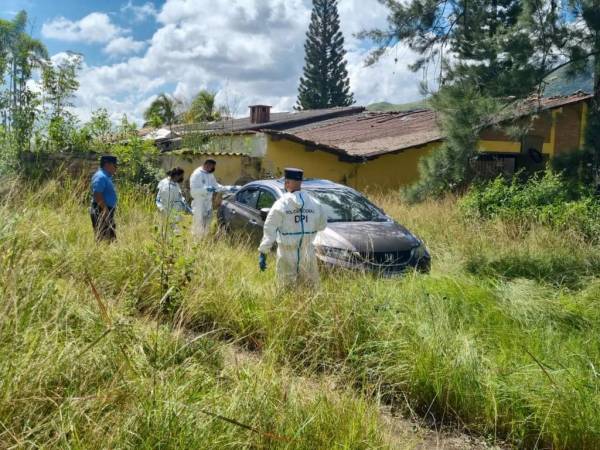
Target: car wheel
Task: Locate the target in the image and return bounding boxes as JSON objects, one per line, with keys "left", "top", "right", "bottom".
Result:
{"left": 216, "top": 211, "right": 230, "bottom": 234}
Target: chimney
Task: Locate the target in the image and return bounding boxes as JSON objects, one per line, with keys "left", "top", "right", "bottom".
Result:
{"left": 249, "top": 105, "right": 271, "bottom": 124}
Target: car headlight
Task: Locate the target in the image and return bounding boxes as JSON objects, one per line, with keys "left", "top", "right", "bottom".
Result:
{"left": 319, "top": 246, "right": 359, "bottom": 261}
{"left": 411, "top": 242, "right": 429, "bottom": 259}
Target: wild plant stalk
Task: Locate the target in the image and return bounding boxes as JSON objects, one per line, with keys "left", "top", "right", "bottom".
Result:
{"left": 0, "top": 178, "right": 389, "bottom": 448}
{"left": 2, "top": 177, "right": 600, "bottom": 448}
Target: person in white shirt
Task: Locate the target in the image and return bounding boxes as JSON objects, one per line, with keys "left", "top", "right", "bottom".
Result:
{"left": 189, "top": 159, "right": 234, "bottom": 237}
{"left": 258, "top": 168, "right": 328, "bottom": 288}
{"left": 156, "top": 167, "right": 192, "bottom": 230}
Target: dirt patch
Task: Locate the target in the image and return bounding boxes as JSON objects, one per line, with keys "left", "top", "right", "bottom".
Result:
{"left": 222, "top": 344, "right": 509, "bottom": 450}
{"left": 379, "top": 406, "right": 506, "bottom": 449}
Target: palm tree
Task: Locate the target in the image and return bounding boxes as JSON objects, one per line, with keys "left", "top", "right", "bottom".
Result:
{"left": 143, "top": 93, "right": 178, "bottom": 128}
{"left": 1, "top": 11, "right": 48, "bottom": 146}
{"left": 7, "top": 13, "right": 47, "bottom": 105}
{"left": 185, "top": 90, "right": 222, "bottom": 123}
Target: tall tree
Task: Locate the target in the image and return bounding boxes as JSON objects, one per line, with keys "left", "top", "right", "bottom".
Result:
{"left": 0, "top": 11, "right": 48, "bottom": 150}
{"left": 297, "top": 0, "right": 354, "bottom": 110}
{"left": 185, "top": 90, "right": 222, "bottom": 123}
{"left": 362, "top": 0, "right": 560, "bottom": 99}
{"left": 143, "top": 93, "right": 178, "bottom": 128}
{"left": 361, "top": 0, "right": 569, "bottom": 200}
{"left": 41, "top": 53, "right": 82, "bottom": 151}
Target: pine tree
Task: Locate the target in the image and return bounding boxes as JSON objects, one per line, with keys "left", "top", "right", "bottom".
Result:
{"left": 360, "top": 0, "right": 573, "bottom": 200}
{"left": 297, "top": 0, "right": 354, "bottom": 110}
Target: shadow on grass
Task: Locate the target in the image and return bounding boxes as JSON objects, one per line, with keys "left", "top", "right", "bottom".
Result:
{"left": 465, "top": 252, "right": 600, "bottom": 288}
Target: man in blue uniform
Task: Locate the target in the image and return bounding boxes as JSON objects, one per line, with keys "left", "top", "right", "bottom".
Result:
{"left": 90, "top": 155, "right": 118, "bottom": 242}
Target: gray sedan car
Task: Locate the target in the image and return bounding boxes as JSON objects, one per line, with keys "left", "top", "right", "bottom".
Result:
{"left": 217, "top": 179, "right": 431, "bottom": 275}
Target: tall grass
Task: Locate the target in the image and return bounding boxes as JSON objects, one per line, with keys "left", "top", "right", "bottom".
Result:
{"left": 0, "top": 178, "right": 388, "bottom": 449}
{"left": 2, "top": 177, "right": 600, "bottom": 449}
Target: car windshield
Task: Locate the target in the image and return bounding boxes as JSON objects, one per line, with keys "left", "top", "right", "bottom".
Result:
{"left": 309, "top": 188, "right": 387, "bottom": 223}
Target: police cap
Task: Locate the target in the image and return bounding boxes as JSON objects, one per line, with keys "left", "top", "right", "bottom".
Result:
{"left": 284, "top": 168, "right": 303, "bottom": 181}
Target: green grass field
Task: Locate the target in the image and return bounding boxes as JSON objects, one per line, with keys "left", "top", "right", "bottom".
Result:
{"left": 1, "top": 177, "right": 599, "bottom": 449}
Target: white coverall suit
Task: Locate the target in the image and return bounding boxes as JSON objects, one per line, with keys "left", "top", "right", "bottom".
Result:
{"left": 156, "top": 177, "right": 191, "bottom": 228}
{"left": 189, "top": 167, "right": 231, "bottom": 236}
{"left": 258, "top": 190, "right": 328, "bottom": 287}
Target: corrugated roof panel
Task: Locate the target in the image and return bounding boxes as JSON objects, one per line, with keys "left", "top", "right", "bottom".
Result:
{"left": 264, "top": 93, "right": 592, "bottom": 159}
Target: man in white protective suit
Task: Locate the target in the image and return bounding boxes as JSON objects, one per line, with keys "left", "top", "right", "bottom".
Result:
{"left": 258, "top": 168, "right": 328, "bottom": 289}
{"left": 189, "top": 159, "right": 234, "bottom": 237}
{"left": 156, "top": 167, "right": 192, "bottom": 231}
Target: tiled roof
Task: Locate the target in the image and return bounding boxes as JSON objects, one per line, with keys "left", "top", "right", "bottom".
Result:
{"left": 144, "top": 92, "right": 591, "bottom": 159}
{"left": 519, "top": 91, "right": 592, "bottom": 114}
{"left": 265, "top": 92, "right": 592, "bottom": 160}
{"left": 170, "top": 106, "right": 365, "bottom": 135}
{"left": 266, "top": 109, "right": 442, "bottom": 159}
{"left": 170, "top": 149, "right": 246, "bottom": 157}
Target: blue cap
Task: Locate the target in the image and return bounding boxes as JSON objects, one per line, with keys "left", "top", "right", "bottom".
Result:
{"left": 284, "top": 168, "right": 303, "bottom": 181}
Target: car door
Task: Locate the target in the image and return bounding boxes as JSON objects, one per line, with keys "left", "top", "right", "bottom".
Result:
{"left": 246, "top": 188, "right": 278, "bottom": 239}
{"left": 226, "top": 187, "right": 260, "bottom": 232}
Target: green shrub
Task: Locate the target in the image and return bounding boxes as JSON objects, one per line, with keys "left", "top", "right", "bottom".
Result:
{"left": 460, "top": 170, "right": 600, "bottom": 240}
{"left": 111, "top": 119, "right": 162, "bottom": 187}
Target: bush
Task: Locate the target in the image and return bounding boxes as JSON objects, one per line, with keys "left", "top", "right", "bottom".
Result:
{"left": 552, "top": 147, "right": 596, "bottom": 185}
{"left": 460, "top": 170, "right": 600, "bottom": 240}
{"left": 111, "top": 118, "right": 162, "bottom": 187}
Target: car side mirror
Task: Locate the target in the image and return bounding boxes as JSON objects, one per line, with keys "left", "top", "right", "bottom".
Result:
{"left": 260, "top": 208, "right": 270, "bottom": 220}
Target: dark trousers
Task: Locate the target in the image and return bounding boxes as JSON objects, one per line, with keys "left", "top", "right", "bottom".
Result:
{"left": 90, "top": 206, "right": 116, "bottom": 242}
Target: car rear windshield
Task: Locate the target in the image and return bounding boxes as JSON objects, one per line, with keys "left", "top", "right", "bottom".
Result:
{"left": 309, "top": 189, "right": 387, "bottom": 223}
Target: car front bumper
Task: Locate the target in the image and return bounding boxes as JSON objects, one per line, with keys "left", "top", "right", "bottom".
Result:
{"left": 316, "top": 250, "right": 431, "bottom": 275}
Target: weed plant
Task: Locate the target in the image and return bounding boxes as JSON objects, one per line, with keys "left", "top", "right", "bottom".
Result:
{"left": 2, "top": 177, "right": 599, "bottom": 449}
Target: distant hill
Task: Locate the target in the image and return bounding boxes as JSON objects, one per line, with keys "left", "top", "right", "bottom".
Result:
{"left": 367, "top": 99, "right": 428, "bottom": 112}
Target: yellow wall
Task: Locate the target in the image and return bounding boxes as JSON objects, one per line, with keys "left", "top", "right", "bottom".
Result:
{"left": 478, "top": 102, "right": 587, "bottom": 156}
{"left": 478, "top": 136, "right": 556, "bottom": 155}
{"left": 263, "top": 136, "right": 438, "bottom": 191}
{"left": 353, "top": 142, "right": 438, "bottom": 191}
{"left": 160, "top": 153, "right": 257, "bottom": 186}
{"left": 580, "top": 102, "right": 588, "bottom": 149}
{"left": 263, "top": 137, "right": 356, "bottom": 183}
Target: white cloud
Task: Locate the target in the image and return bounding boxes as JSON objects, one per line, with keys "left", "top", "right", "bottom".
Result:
{"left": 42, "top": 12, "right": 123, "bottom": 44}
{"left": 70, "top": 0, "right": 425, "bottom": 124}
{"left": 121, "top": 1, "right": 158, "bottom": 22}
{"left": 104, "top": 36, "right": 147, "bottom": 56}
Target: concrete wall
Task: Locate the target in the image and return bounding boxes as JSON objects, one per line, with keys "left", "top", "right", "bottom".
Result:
{"left": 262, "top": 136, "right": 438, "bottom": 191}
{"left": 262, "top": 137, "right": 355, "bottom": 184}
{"left": 352, "top": 143, "right": 438, "bottom": 191}
{"left": 187, "top": 133, "right": 267, "bottom": 157}
{"left": 20, "top": 152, "right": 99, "bottom": 179}
{"left": 161, "top": 152, "right": 261, "bottom": 186}
{"left": 555, "top": 102, "right": 585, "bottom": 156}
{"left": 478, "top": 102, "right": 586, "bottom": 157}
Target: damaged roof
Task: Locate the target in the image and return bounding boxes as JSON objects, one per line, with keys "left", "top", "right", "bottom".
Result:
{"left": 145, "top": 92, "right": 591, "bottom": 160}
{"left": 171, "top": 106, "right": 365, "bottom": 135}
{"left": 518, "top": 90, "right": 592, "bottom": 114}
{"left": 264, "top": 92, "right": 592, "bottom": 160}
{"left": 266, "top": 109, "right": 442, "bottom": 160}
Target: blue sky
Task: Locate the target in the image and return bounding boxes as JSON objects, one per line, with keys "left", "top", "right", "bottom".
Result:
{"left": 3, "top": 0, "right": 162, "bottom": 65}
{"left": 1, "top": 0, "right": 425, "bottom": 124}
